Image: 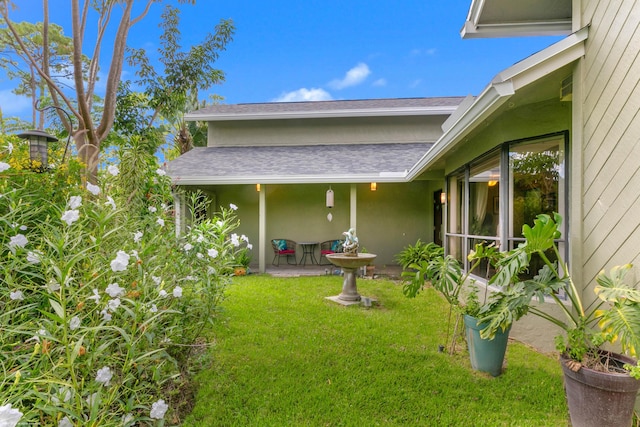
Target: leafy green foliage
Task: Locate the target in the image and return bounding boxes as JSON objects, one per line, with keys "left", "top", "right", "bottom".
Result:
{"left": 395, "top": 239, "right": 443, "bottom": 270}
{"left": 0, "top": 137, "right": 241, "bottom": 425}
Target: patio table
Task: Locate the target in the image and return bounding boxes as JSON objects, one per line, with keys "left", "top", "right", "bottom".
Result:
{"left": 299, "top": 242, "right": 319, "bottom": 266}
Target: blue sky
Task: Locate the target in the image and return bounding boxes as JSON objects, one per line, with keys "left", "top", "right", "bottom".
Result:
{"left": 1, "top": 1, "right": 562, "bottom": 120}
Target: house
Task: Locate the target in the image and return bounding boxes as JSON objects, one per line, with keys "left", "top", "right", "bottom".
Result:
{"left": 168, "top": 0, "right": 640, "bottom": 351}
{"left": 167, "top": 97, "right": 464, "bottom": 272}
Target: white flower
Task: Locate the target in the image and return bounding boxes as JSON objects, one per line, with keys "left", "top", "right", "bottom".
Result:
{"left": 0, "top": 403, "right": 23, "bottom": 426}
{"left": 68, "top": 196, "right": 82, "bottom": 209}
{"left": 9, "top": 290, "right": 24, "bottom": 301}
{"left": 105, "top": 196, "right": 116, "bottom": 210}
{"left": 229, "top": 203, "right": 238, "bottom": 211}
{"left": 95, "top": 366, "right": 113, "bottom": 386}
{"left": 69, "top": 316, "right": 81, "bottom": 330}
{"left": 148, "top": 206, "right": 157, "bottom": 213}
{"left": 156, "top": 218, "right": 165, "bottom": 227}
{"left": 0, "top": 162, "right": 10, "bottom": 173}
{"left": 26, "top": 250, "right": 41, "bottom": 264}
{"left": 131, "top": 249, "right": 138, "bottom": 259}
{"left": 107, "top": 298, "right": 121, "bottom": 311}
{"left": 19, "top": 225, "right": 27, "bottom": 231}
{"left": 159, "top": 290, "right": 168, "bottom": 298}
{"left": 58, "top": 416, "right": 73, "bottom": 427}
{"left": 133, "top": 231, "right": 143, "bottom": 243}
{"left": 247, "top": 243, "right": 253, "bottom": 250}
{"left": 61, "top": 210, "right": 80, "bottom": 226}
{"left": 196, "top": 253, "right": 204, "bottom": 259}
{"left": 150, "top": 304, "right": 158, "bottom": 313}
{"left": 161, "top": 203, "right": 169, "bottom": 211}
{"left": 47, "top": 279, "right": 61, "bottom": 293}
{"left": 88, "top": 288, "right": 100, "bottom": 303}
{"left": 107, "top": 164, "right": 119, "bottom": 176}
{"left": 208, "top": 248, "right": 218, "bottom": 258}
{"left": 105, "top": 283, "right": 125, "bottom": 298}
{"left": 230, "top": 233, "right": 240, "bottom": 247}
{"left": 183, "top": 243, "right": 193, "bottom": 251}
{"left": 110, "top": 250, "right": 130, "bottom": 272}
{"left": 7, "top": 142, "right": 13, "bottom": 154}
{"left": 86, "top": 182, "right": 100, "bottom": 195}
{"left": 9, "top": 234, "right": 28, "bottom": 249}
{"left": 150, "top": 399, "right": 169, "bottom": 420}
{"left": 196, "top": 235, "right": 205, "bottom": 243}
{"left": 156, "top": 168, "right": 166, "bottom": 176}
{"left": 152, "top": 276, "right": 162, "bottom": 286}
{"left": 101, "top": 309, "right": 112, "bottom": 321}
{"left": 185, "top": 275, "right": 197, "bottom": 281}
{"left": 173, "top": 286, "right": 183, "bottom": 298}
{"left": 52, "top": 388, "right": 72, "bottom": 405}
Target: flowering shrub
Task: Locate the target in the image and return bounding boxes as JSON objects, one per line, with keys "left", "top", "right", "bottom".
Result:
{"left": 0, "top": 139, "right": 239, "bottom": 425}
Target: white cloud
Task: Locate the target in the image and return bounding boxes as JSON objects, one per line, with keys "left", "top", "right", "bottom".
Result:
{"left": 372, "top": 78, "right": 387, "bottom": 87}
{"left": 273, "top": 88, "right": 333, "bottom": 102}
{"left": 0, "top": 90, "right": 32, "bottom": 116}
{"left": 328, "top": 63, "right": 371, "bottom": 90}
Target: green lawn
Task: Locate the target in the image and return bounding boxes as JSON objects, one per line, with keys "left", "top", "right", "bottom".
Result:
{"left": 183, "top": 275, "right": 568, "bottom": 426}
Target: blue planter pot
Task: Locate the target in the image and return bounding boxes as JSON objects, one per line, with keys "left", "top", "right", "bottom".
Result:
{"left": 463, "top": 314, "right": 511, "bottom": 377}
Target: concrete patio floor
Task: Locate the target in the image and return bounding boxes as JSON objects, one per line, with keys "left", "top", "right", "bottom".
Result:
{"left": 259, "top": 263, "right": 403, "bottom": 279}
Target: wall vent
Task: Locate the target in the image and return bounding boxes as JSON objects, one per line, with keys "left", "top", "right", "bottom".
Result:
{"left": 560, "top": 75, "right": 573, "bottom": 101}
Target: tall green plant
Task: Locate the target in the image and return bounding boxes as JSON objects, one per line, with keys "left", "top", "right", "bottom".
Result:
{"left": 0, "top": 138, "right": 240, "bottom": 425}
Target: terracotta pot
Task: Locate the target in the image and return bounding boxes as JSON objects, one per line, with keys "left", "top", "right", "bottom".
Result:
{"left": 560, "top": 351, "right": 640, "bottom": 427}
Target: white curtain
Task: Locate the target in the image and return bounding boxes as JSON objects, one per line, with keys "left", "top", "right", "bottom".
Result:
{"left": 475, "top": 183, "right": 488, "bottom": 228}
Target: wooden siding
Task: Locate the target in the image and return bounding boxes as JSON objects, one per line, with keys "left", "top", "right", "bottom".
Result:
{"left": 207, "top": 116, "right": 446, "bottom": 147}
{"left": 580, "top": 0, "right": 640, "bottom": 284}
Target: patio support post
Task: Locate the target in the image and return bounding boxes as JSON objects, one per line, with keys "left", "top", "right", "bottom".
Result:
{"left": 259, "top": 184, "right": 267, "bottom": 273}
{"left": 350, "top": 184, "right": 357, "bottom": 230}
{"left": 173, "top": 191, "right": 186, "bottom": 238}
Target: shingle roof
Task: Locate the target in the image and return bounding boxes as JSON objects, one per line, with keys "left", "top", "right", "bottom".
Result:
{"left": 185, "top": 97, "right": 466, "bottom": 121}
{"left": 166, "top": 143, "right": 431, "bottom": 185}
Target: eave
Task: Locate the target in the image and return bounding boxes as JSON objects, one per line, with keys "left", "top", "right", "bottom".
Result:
{"left": 406, "top": 26, "right": 588, "bottom": 180}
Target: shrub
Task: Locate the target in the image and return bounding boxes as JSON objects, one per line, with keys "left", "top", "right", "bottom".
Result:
{"left": 395, "top": 239, "right": 444, "bottom": 270}
{"left": 0, "top": 138, "right": 238, "bottom": 425}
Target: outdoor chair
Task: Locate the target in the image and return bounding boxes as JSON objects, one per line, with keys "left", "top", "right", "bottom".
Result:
{"left": 271, "top": 239, "right": 297, "bottom": 266}
{"left": 320, "top": 239, "right": 343, "bottom": 265}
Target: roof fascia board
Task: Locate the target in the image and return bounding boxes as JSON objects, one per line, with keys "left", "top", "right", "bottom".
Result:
{"left": 461, "top": 20, "right": 572, "bottom": 39}
{"left": 492, "top": 26, "right": 588, "bottom": 89}
{"left": 171, "top": 173, "right": 408, "bottom": 186}
{"left": 184, "top": 106, "right": 459, "bottom": 122}
{"left": 406, "top": 27, "right": 587, "bottom": 181}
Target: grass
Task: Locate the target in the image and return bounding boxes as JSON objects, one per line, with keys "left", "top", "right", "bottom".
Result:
{"left": 182, "top": 275, "right": 569, "bottom": 426}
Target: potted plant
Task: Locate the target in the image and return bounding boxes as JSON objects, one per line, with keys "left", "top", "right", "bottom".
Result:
{"left": 402, "top": 243, "right": 521, "bottom": 376}
{"left": 477, "top": 213, "right": 640, "bottom": 427}
{"left": 233, "top": 247, "right": 252, "bottom": 276}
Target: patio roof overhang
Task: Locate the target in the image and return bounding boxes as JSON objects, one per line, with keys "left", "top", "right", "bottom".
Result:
{"left": 461, "top": 0, "right": 572, "bottom": 39}
{"left": 166, "top": 143, "right": 428, "bottom": 186}
{"left": 406, "top": 26, "right": 588, "bottom": 181}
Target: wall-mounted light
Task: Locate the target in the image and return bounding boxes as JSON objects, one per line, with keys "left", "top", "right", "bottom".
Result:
{"left": 326, "top": 187, "right": 334, "bottom": 208}
{"left": 17, "top": 129, "right": 58, "bottom": 170}
{"left": 256, "top": 183, "right": 261, "bottom": 192}
{"left": 488, "top": 180, "right": 498, "bottom": 187}
{"left": 440, "top": 192, "right": 447, "bottom": 204}
{"left": 370, "top": 182, "right": 377, "bottom": 191}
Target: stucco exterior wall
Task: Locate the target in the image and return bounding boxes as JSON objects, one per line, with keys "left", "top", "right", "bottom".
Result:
{"left": 579, "top": 0, "right": 640, "bottom": 289}
{"left": 207, "top": 116, "right": 446, "bottom": 147}
{"left": 207, "top": 182, "right": 434, "bottom": 267}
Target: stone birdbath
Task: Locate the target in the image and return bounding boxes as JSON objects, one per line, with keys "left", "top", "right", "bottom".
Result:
{"left": 325, "top": 228, "right": 376, "bottom": 306}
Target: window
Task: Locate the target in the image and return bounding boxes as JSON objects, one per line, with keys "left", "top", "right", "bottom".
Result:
{"left": 445, "top": 132, "right": 568, "bottom": 278}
